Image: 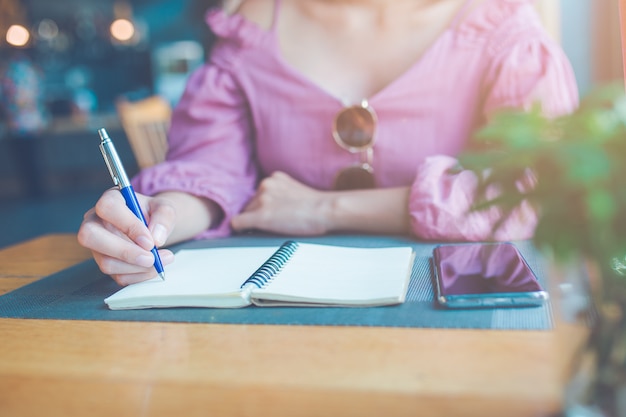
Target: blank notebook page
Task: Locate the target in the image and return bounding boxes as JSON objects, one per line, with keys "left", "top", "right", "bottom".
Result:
{"left": 119, "top": 246, "right": 279, "bottom": 297}
{"left": 252, "top": 244, "right": 413, "bottom": 303}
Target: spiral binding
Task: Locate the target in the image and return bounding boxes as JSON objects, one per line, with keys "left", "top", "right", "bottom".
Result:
{"left": 240, "top": 240, "right": 300, "bottom": 289}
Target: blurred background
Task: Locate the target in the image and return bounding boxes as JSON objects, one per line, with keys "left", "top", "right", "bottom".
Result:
{"left": 0, "top": 0, "right": 623, "bottom": 249}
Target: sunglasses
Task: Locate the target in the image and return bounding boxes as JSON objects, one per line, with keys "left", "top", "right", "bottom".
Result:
{"left": 331, "top": 100, "right": 377, "bottom": 190}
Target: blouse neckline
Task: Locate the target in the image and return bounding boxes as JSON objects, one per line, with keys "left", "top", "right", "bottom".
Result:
{"left": 206, "top": 0, "right": 533, "bottom": 105}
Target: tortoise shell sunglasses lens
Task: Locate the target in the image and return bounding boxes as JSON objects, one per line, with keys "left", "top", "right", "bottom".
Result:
{"left": 333, "top": 164, "right": 375, "bottom": 191}
{"left": 332, "top": 104, "right": 377, "bottom": 151}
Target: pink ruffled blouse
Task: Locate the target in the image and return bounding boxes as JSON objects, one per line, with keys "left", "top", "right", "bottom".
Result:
{"left": 132, "top": 0, "right": 579, "bottom": 241}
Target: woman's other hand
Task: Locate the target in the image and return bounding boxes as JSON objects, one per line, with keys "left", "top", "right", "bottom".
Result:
{"left": 231, "top": 171, "right": 334, "bottom": 236}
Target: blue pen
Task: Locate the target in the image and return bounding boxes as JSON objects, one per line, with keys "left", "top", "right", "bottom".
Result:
{"left": 97, "top": 128, "right": 165, "bottom": 281}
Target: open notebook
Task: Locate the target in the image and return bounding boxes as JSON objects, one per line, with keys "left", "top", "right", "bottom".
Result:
{"left": 104, "top": 241, "right": 415, "bottom": 310}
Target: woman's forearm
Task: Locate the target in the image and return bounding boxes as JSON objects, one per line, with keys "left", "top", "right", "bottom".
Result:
{"left": 324, "top": 186, "right": 411, "bottom": 235}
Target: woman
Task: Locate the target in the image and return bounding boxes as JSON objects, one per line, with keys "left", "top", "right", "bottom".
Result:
{"left": 78, "top": 0, "right": 578, "bottom": 285}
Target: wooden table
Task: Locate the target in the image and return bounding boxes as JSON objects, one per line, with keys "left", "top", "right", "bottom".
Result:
{"left": 0, "top": 234, "right": 589, "bottom": 417}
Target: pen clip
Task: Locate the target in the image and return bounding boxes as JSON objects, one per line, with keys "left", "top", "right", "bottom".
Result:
{"left": 99, "top": 142, "right": 121, "bottom": 187}
{"left": 98, "top": 129, "right": 130, "bottom": 188}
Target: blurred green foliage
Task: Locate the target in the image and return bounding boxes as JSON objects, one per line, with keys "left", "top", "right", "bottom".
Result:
{"left": 460, "top": 83, "right": 626, "bottom": 283}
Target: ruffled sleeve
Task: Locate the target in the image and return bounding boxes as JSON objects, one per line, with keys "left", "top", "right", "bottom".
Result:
{"left": 407, "top": 3, "right": 577, "bottom": 241}
{"left": 205, "top": 8, "right": 265, "bottom": 49}
{"left": 481, "top": 4, "right": 579, "bottom": 118}
{"left": 408, "top": 156, "right": 537, "bottom": 241}
{"left": 131, "top": 62, "right": 257, "bottom": 239}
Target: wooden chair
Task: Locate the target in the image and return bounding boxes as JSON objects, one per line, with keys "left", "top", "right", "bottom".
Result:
{"left": 116, "top": 95, "right": 171, "bottom": 170}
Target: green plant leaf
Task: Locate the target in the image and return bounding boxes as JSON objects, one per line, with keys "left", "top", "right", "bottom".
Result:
{"left": 460, "top": 82, "right": 626, "bottom": 267}
{"left": 586, "top": 189, "right": 617, "bottom": 223}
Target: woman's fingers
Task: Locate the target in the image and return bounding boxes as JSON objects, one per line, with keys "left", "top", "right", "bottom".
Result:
{"left": 144, "top": 195, "right": 177, "bottom": 246}
{"left": 77, "top": 189, "right": 178, "bottom": 286}
{"left": 93, "top": 189, "right": 156, "bottom": 251}
{"left": 93, "top": 249, "right": 175, "bottom": 286}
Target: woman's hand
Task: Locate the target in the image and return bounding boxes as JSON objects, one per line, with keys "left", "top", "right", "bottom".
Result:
{"left": 231, "top": 171, "right": 334, "bottom": 236}
{"left": 231, "top": 171, "right": 412, "bottom": 237}
{"left": 77, "top": 188, "right": 176, "bottom": 286}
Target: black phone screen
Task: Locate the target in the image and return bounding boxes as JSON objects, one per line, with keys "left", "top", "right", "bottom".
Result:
{"left": 432, "top": 243, "right": 547, "bottom": 308}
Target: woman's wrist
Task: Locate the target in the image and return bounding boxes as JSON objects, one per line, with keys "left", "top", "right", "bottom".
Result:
{"left": 156, "top": 191, "right": 223, "bottom": 244}
{"left": 323, "top": 187, "right": 411, "bottom": 235}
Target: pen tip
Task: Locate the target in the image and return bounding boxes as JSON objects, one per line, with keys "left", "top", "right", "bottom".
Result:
{"left": 159, "top": 272, "right": 166, "bottom": 282}
{"left": 97, "top": 128, "right": 109, "bottom": 140}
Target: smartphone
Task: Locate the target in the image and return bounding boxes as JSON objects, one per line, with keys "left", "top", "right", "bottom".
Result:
{"left": 432, "top": 242, "right": 548, "bottom": 308}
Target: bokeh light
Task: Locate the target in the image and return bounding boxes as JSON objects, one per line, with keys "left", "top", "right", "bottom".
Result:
{"left": 37, "top": 19, "right": 59, "bottom": 40}
{"left": 110, "top": 18, "right": 135, "bottom": 42}
{"left": 6, "top": 24, "right": 30, "bottom": 47}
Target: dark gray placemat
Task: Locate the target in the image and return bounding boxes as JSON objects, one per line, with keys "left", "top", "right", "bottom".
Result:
{"left": 0, "top": 234, "right": 553, "bottom": 330}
